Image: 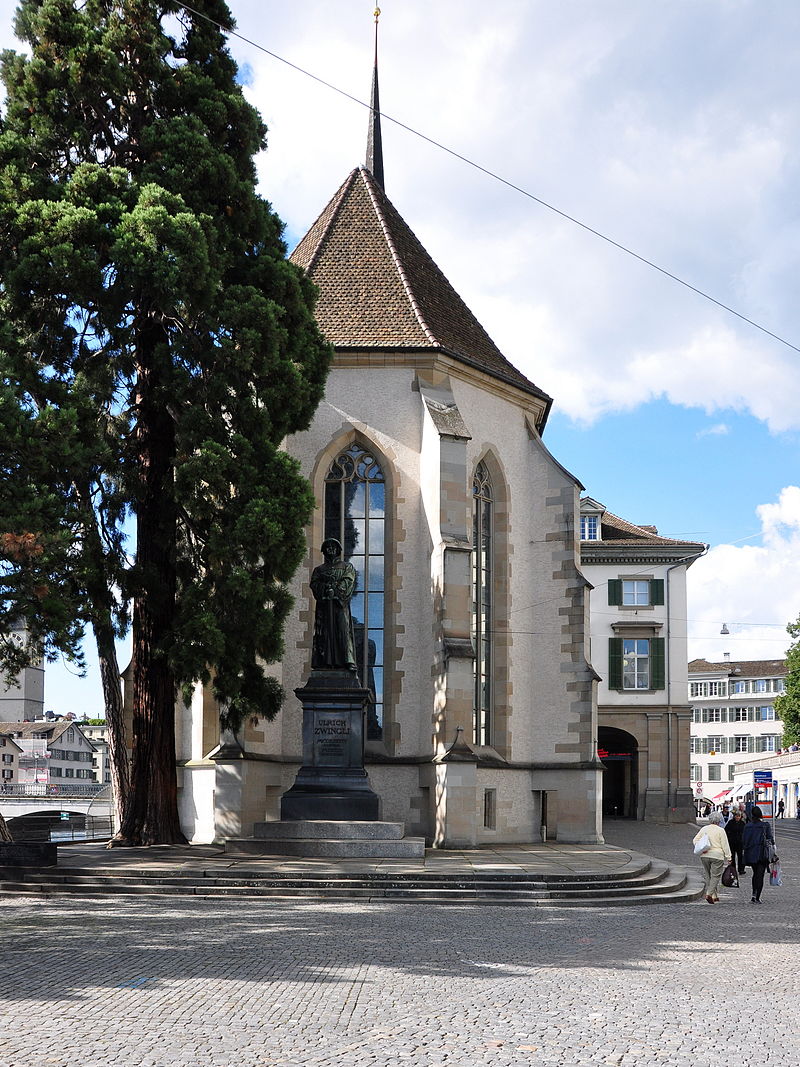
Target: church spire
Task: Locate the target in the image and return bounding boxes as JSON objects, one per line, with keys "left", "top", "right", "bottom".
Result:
{"left": 365, "top": 6, "right": 385, "bottom": 190}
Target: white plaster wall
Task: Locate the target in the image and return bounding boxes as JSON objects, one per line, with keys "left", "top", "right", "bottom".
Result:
{"left": 584, "top": 560, "right": 678, "bottom": 707}
{"left": 177, "top": 764, "right": 216, "bottom": 843}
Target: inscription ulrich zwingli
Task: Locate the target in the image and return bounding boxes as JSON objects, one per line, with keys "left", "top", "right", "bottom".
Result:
{"left": 314, "top": 718, "right": 350, "bottom": 737}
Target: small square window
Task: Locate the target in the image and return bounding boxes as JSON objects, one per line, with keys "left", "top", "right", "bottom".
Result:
{"left": 622, "top": 580, "right": 650, "bottom": 606}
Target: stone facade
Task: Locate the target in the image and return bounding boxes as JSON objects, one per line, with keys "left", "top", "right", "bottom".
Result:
{"left": 174, "top": 165, "right": 604, "bottom": 846}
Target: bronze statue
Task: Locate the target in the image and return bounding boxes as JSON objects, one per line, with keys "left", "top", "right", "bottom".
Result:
{"left": 310, "top": 538, "right": 358, "bottom": 671}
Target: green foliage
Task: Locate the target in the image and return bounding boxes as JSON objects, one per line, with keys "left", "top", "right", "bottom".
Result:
{"left": 0, "top": 0, "right": 331, "bottom": 728}
{"left": 776, "top": 614, "right": 800, "bottom": 746}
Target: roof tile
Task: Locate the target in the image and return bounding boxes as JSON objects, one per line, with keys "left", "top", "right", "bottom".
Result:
{"left": 291, "top": 167, "right": 552, "bottom": 410}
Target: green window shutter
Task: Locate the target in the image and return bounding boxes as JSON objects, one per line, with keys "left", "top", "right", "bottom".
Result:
{"left": 608, "top": 637, "right": 623, "bottom": 688}
{"left": 608, "top": 579, "right": 622, "bottom": 606}
{"left": 650, "top": 579, "right": 664, "bottom": 605}
{"left": 650, "top": 637, "right": 665, "bottom": 690}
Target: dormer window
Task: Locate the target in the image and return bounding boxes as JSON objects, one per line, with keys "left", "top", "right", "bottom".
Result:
{"left": 580, "top": 515, "right": 599, "bottom": 541}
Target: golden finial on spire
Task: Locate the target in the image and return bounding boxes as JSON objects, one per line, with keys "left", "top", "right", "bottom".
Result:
{"left": 374, "top": 6, "right": 381, "bottom": 24}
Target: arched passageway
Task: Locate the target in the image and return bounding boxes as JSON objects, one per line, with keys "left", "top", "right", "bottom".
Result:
{"left": 598, "top": 727, "right": 638, "bottom": 818}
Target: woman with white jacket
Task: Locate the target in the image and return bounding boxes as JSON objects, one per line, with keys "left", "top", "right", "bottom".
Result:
{"left": 693, "top": 811, "right": 732, "bottom": 904}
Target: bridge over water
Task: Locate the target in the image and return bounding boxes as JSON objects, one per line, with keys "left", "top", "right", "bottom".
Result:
{"left": 1, "top": 785, "right": 114, "bottom": 841}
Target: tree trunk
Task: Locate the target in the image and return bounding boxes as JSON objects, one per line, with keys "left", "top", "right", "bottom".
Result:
{"left": 110, "top": 326, "right": 186, "bottom": 846}
{"left": 95, "top": 629, "right": 129, "bottom": 829}
{"left": 74, "top": 483, "right": 131, "bottom": 831}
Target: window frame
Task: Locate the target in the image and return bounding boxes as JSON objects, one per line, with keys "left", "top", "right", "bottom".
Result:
{"left": 322, "top": 442, "right": 387, "bottom": 741}
{"left": 472, "top": 462, "right": 493, "bottom": 746}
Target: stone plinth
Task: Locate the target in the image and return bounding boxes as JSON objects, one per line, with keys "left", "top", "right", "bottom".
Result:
{"left": 280, "top": 670, "right": 380, "bottom": 821}
{"left": 0, "top": 842, "right": 58, "bottom": 867}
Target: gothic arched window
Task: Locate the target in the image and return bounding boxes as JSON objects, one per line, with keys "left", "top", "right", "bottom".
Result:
{"left": 472, "top": 462, "right": 493, "bottom": 746}
{"left": 324, "top": 444, "right": 385, "bottom": 739}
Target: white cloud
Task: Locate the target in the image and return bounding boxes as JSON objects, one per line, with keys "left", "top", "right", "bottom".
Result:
{"left": 688, "top": 486, "right": 800, "bottom": 663}
{"left": 696, "top": 423, "right": 730, "bottom": 438}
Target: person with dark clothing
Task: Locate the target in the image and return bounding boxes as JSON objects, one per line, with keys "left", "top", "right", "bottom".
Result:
{"left": 777, "top": 799, "right": 785, "bottom": 818}
{"left": 725, "top": 809, "right": 746, "bottom": 874}
{"left": 742, "top": 806, "right": 775, "bottom": 904}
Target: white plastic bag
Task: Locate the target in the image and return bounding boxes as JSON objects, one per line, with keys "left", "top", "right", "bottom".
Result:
{"left": 693, "top": 832, "right": 711, "bottom": 855}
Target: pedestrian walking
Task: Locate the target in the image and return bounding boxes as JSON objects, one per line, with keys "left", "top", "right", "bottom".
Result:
{"left": 693, "top": 811, "right": 732, "bottom": 904}
{"left": 742, "top": 806, "right": 775, "bottom": 904}
{"left": 777, "top": 799, "right": 785, "bottom": 818}
{"left": 724, "top": 809, "right": 746, "bottom": 874}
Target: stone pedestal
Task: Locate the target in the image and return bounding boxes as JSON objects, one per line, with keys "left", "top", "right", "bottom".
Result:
{"left": 280, "top": 670, "right": 380, "bottom": 821}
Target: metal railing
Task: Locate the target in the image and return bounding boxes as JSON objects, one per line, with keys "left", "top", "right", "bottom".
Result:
{"left": 3, "top": 812, "right": 114, "bottom": 843}
{"left": 0, "top": 783, "right": 107, "bottom": 798}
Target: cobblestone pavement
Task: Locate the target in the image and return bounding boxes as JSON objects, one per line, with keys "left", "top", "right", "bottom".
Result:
{"left": 2, "top": 821, "right": 798, "bottom": 1067}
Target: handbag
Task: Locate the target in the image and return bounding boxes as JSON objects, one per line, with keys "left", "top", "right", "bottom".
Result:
{"left": 721, "top": 862, "right": 739, "bottom": 888}
{"left": 693, "top": 832, "right": 711, "bottom": 855}
{"left": 769, "top": 862, "right": 782, "bottom": 887}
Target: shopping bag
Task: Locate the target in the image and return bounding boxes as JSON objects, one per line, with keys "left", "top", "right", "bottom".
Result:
{"left": 693, "top": 832, "right": 711, "bottom": 855}
{"left": 769, "top": 862, "right": 782, "bottom": 887}
{"left": 721, "top": 862, "right": 739, "bottom": 888}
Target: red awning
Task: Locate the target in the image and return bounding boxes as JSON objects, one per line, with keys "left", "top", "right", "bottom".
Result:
{"left": 712, "top": 789, "right": 732, "bottom": 801}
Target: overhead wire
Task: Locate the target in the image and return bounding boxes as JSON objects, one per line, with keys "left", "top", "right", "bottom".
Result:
{"left": 178, "top": 2, "right": 800, "bottom": 355}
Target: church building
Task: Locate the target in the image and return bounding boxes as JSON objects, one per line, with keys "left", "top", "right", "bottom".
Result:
{"left": 174, "top": 49, "right": 604, "bottom": 847}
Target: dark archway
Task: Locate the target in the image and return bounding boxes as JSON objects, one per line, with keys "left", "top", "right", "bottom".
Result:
{"left": 598, "top": 727, "right": 639, "bottom": 818}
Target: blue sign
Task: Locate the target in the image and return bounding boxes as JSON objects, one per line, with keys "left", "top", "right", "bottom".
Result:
{"left": 753, "top": 770, "right": 773, "bottom": 786}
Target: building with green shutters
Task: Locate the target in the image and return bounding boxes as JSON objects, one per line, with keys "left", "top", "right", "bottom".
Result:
{"left": 580, "top": 498, "right": 705, "bottom": 821}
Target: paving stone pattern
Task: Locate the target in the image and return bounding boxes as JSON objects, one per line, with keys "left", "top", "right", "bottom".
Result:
{"left": 1, "top": 821, "right": 798, "bottom": 1067}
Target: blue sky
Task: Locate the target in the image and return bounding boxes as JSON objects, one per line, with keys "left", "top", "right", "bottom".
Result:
{"left": 2, "top": 0, "right": 799, "bottom": 713}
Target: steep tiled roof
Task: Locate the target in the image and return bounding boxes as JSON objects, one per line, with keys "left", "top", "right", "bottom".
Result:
{"left": 593, "top": 506, "right": 706, "bottom": 550}
{"left": 291, "top": 167, "right": 552, "bottom": 414}
{"left": 0, "top": 720, "right": 90, "bottom": 744}
{"left": 688, "top": 658, "right": 787, "bottom": 676}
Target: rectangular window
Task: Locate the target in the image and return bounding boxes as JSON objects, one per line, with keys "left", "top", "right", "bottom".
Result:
{"left": 761, "top": 736, "right": 778, "bottom": 752}
{"left": 731, "top": 707, "right": 748, "bottom": 722}
{"left": 733, "top": 681, "right": 747, "bottom": 695}
{"left": 708, "top": 708, "right": 725, "bottom": 723}
{"left": 608, "top": 578, "right": 664, "bottom": 607}
{"left": 774, "top": 679, "right": 786, "bottom": 694}
{"left": 690, "top": 682, "right": 706, "bottom": 698}
{"left": 708, "top": 764, "right": 722, "bottom": 781}
{"left": 1, "top": 754, "right": 12, "bottom": 764}
{"left": 580, "top": 515, "right": 599, "bottom": 540}
{"left": 760, "top": 706, "right": 775, "bottom": 721}
{"left": 707, "top": 736, "right": 724, "bottom": 754}
{"left": 623, "top": 580, "right": 651, "bottom": 606}
{"left": 692, "top": 708, "right": 702, "bottom": 723}
{"left": 1, "top": 769, "right": 12, "bottom": 780}
{"left": 690, "top": 764, "right": 700, "bottom": 781}
{"left": 608, "top": 637, "right": 665, "bottom": 690}
{"left": 709, "top": 681, "right": 723, "bottom": 697}
{"left": 623, "top": 638, "right": 650, "bottom": 689}
{"left": 733, "top": 736, "right": 749, "bottom": 753}
{"left": 690, "top": 738, "right": 702, "bottom": 754}
{"left": 51, "top": 767, "right": 61, "bottom": 778}
{"left": 728, "top": 765, "right": 736, "bottom": 780}
{"left": 483, "top": 789, "right": 497, "bottom": 830}
{"left": 755, "top": 679, "right": 768, "bottom": 693}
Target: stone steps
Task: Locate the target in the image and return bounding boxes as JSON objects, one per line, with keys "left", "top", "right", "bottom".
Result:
{"left": 0, "top": 858, "right": 704, "bottom": 905}
{"left": 227, "top": 819, "right": 426, "bottom": 858}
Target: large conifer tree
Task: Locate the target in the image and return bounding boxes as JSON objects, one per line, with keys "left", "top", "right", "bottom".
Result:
{"left": 776, "top": 614, "right": 800, "bottom": 747}
{"left": 0, "top": 0, "right": 331, "bottom": 844}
